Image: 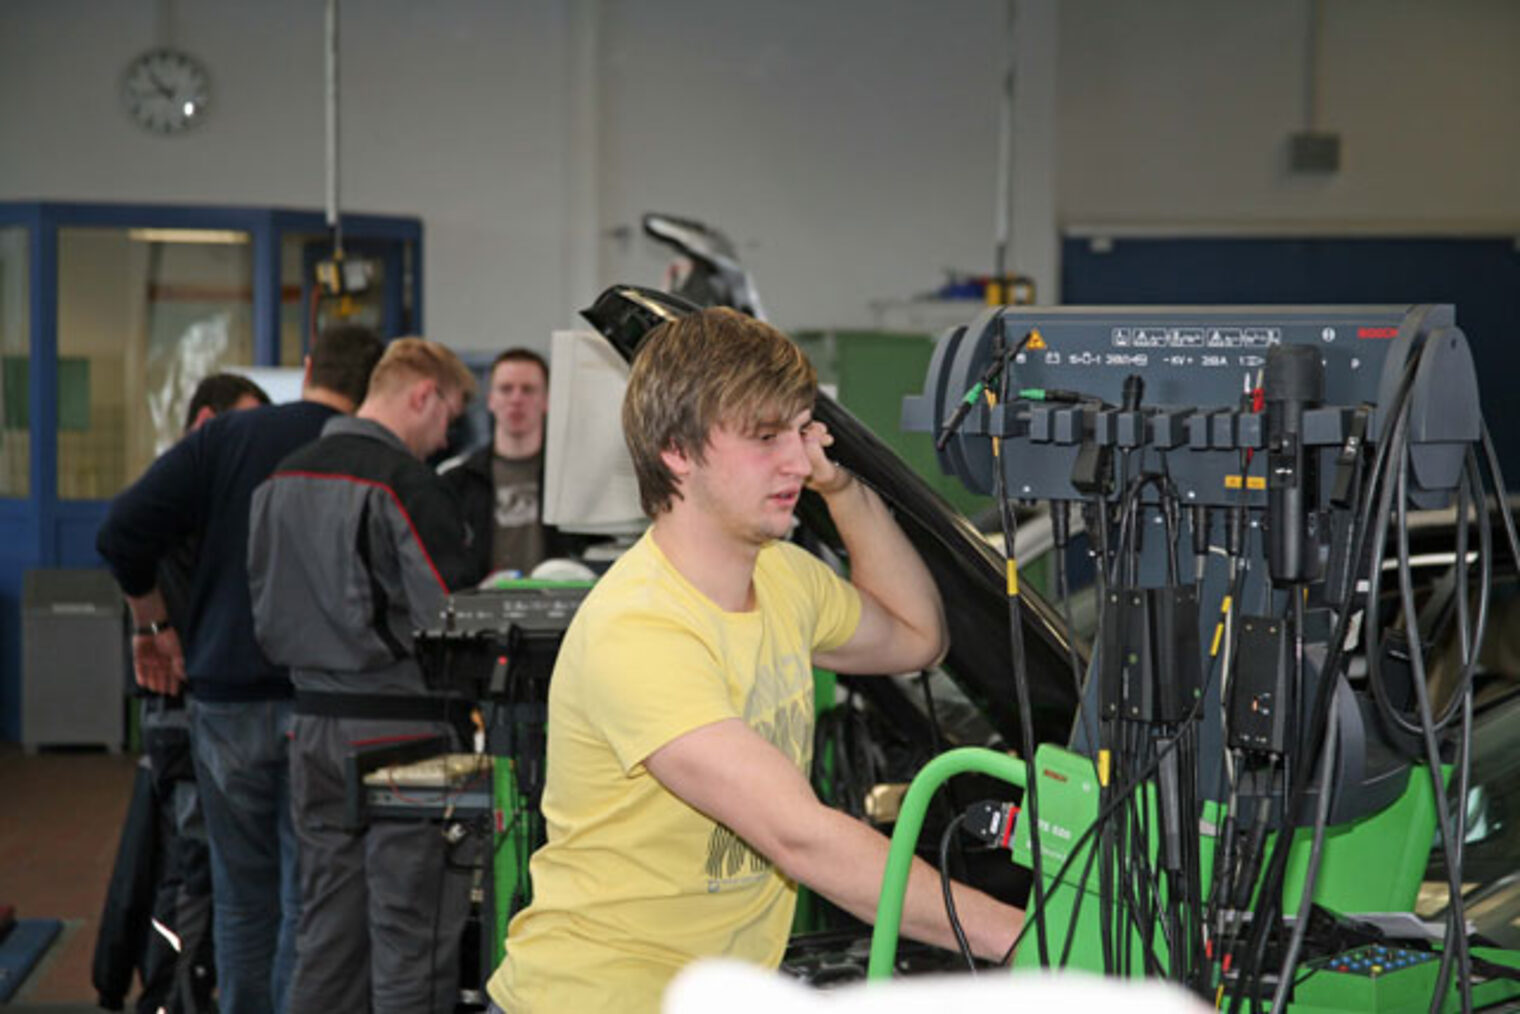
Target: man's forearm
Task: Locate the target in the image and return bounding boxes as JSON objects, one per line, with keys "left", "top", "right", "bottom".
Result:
{"left": 648, "top": 720, "right": 1020, "bottom": 964}
{"left": 786, "top": 805, "right": 1020, "bottom": 962}
{"left": 819, "top": 474, "right": 946, "bottom": 661}
{"left": 125, "top": 589, "right": 169, "bottom": 628}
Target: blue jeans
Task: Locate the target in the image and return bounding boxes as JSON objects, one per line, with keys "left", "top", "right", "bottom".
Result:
{"left": 191, "top": 698, "right": 300, "bottom": 1014}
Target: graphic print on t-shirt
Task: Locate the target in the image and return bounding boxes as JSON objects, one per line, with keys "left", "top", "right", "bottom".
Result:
{"left": 495, "top": 480, "right": 539, "bottom": 527}
{"left": 703, "top": 649, "right": 814, "bottom": 890}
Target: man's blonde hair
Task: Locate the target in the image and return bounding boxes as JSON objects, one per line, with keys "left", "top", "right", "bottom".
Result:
{"left": 622, "top": 307, "right": 816, "bottom": 516}
{"left": 367, "top": 337, "right": 477, "bottom": 404}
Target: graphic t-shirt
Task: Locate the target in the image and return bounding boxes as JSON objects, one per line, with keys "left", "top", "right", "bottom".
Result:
{"left": 488, "top": 532, "right": 861, "bottom": 1013}
{"left": 490, "top": 452, "right": 546, "bottom": 575}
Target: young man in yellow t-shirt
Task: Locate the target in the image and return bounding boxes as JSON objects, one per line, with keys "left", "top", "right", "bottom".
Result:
{"left": 486, "top": 307, "right": 1024, "bottom": 1013}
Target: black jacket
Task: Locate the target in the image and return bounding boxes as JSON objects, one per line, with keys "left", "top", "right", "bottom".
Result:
{"left": 96, "top": 401, "right": 341, "bottom": 701}
{"left": 439, "top": 444, "right": 598, "bottom": 578}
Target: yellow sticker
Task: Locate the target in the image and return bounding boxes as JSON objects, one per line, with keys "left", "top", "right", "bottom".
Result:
{"left": 1246, "top": 476, "right": 1266, "bottom": 490}
{"left": 1027, "top": 329, "right": 1047, "bottom": 350}
{"left": 1224, "top": 475, "right": 1243, "bottom": 490}
{"left": 1006, "top": 559, "right": 1020, "bottom": 597}
{"left": 1097, "top": 749, "right": 1111, "bottom": 788}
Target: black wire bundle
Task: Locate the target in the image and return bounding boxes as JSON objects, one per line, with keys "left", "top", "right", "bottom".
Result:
{"left": 1223, "top": 336, "right": 1520, "bottom": 1014}
{"left": 995, "top": 456, "right": 1221, "bottom": 986}
{"left": 998, "top": 687, "right": 1215, "bottom": 966}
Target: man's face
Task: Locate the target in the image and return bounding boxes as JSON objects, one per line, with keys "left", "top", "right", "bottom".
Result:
{"left": 419, "top": 381, "right": 466, "bottom": 458}
{"left": 677, "top": 408, "right": 813, "bottom": 547}
{"left": 487, "top": 359, "right": 548, "bottom": 441}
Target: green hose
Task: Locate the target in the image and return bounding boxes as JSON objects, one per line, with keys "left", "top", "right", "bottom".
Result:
{"left": 866, "top": 746, "right": 1028, "bottom": 980}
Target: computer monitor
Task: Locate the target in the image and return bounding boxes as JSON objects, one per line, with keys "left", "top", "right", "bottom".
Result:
{"left": 541, "top": 329, "right": 647, "bottom": 537}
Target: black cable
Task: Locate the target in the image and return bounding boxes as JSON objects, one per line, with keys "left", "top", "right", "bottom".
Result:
{"left": 919, "top": 670, "right": 945, "bottom": 757}
{"left": 938, "top": 812, "right": 977, "bottom": 973}
{"left": 1368, "top": 375, "right": 1471, "bottom": 738}
{"left": 1056, "top": 812, "right": 1105, "bottom": 968}
{"left": 1207, "top": 555, "right": 1251, "bottom": 926}
{"left": 1431, "top": 450, "right": 1491, "bottom": 1007}
{"left": 1053, "top": 500, "right": 1100, "bottom": 752}
{"left": 1120, "top": 465, "right": 1202, "bottom": 983}
{"left": 999, "top": 678, "right": 1218, "bottom": 966}
{"left": 1108, "top": 470, "right": 1183, "bottom": 590}
{"left": 990, "top": 334, "right": 1051, "bottom": 968}
{"left": 934, "top": 326, "right": 1033, "bottom": 451}
{"left": 1269, "top": 704, "right": 1340, "bottom": 1011}
{"left": 1227, "top": 348, "right": 1422, "bottom": 1012}
{"left": 1098, "top": 718, "right": 1116, "bottom": 974}
{"left": 1437, "top": 454, "right": 1487, "bottom": 994}
{"left": 1395, "top": 452, "right": 1474, "bottom": 1014}
{"left": 1481, "top": 423, "right": 1520, "bottom": 576}
{"left": 1087, "top": 493, "right": 1116, "bottom": 598}
{"left": 1235, "top": 340, "right": 1469, "bottom": 1010}
{"left": 1099, "top": 466, "right": 1197, "bottom": 982}
{"left": 1206, "top": 747, "right": 1242, "bottom": 939}
{"left": 491, "top": 808, "right": 522, "bottom": 858}
{"left": 1218, "top": 789, "right": 1273, "bottom": 987}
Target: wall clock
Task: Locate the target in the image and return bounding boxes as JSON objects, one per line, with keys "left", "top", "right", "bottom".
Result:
{"left": 121, "top": 47, "right": 211, "bottom": 135}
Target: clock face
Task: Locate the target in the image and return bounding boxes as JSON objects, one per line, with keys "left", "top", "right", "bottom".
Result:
{"left": 121, "top": 48, "right": 211, "bottom": 135}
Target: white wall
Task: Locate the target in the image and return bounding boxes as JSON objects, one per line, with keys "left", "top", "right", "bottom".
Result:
{"left": 0, "top": 0, "right": 1050, "bottom": 349}
{"left": 1, "top": 0, "right": 1517, "bottom": 355}
{"left": 1058, "top": 0, "right": 1520, "bottom": 228}
{"left": 594, "top": 0, "right": 1042, "bottom": 326}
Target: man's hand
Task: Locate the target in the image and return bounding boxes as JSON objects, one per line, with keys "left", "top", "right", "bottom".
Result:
{"left": 133, "top": 627, "right": 186, "bottom": 695}
{"left": 802, "top": 421, "right": 852, "bottom": 496}
{"left": 126, "top": 589, "right": 186, "bottom": 695}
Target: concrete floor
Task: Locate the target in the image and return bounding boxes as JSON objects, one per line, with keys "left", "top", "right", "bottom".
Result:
{"left": 0, "top": 743, "right": 138, "bottom": 1007}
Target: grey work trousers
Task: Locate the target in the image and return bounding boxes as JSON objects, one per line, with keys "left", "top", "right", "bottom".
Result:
{"left": 285, "top": 714, "right": 479, "bottom": 1014}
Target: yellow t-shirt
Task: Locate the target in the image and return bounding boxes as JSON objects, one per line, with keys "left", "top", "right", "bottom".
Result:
{"left": 488, "top": 532, "right": 861, "bottom": 1013}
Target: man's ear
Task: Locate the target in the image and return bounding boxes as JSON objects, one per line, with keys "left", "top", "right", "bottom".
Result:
{"left": 659, "top": 443, "right": 692, "bottom": 480}
{"left": 188, "top": 405, "right": 217, "bottom": 433}
{"left": 408, "top": 378, "right": 435, "bottom": 413}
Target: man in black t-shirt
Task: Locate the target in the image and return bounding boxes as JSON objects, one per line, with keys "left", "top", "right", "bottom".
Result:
{"left": 442, "top": 347, "right": 592, "bottom": 578}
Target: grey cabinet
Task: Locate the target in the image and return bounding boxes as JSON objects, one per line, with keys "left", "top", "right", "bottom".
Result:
{"left": 22, "top": 569, "right": 126, "bottom": 752}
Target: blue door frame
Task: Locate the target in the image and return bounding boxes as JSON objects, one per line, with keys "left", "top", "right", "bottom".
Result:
{"left": 0, "top": 201, "right": 423, "bottom": 742}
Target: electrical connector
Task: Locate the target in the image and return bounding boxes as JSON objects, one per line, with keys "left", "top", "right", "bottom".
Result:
{"left": 1018, "top": 387, "right": 1085, "bottom": 403}
{"left": 960, "top": 799, "right": 1020, "bottom": 850}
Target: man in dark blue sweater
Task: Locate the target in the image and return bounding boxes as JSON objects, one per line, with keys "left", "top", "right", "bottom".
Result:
{"left": 97, "top": 325, "right": 384, "bottom": 1014}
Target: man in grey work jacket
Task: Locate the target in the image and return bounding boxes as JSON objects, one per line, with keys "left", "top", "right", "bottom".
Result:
{"left": 247, "top": 337, "right": 484, "bottom": 1014}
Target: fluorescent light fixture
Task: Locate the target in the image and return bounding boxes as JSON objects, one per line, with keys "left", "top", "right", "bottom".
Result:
{"left": 127, "top": 228, "right": 250, "bottom": 245}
